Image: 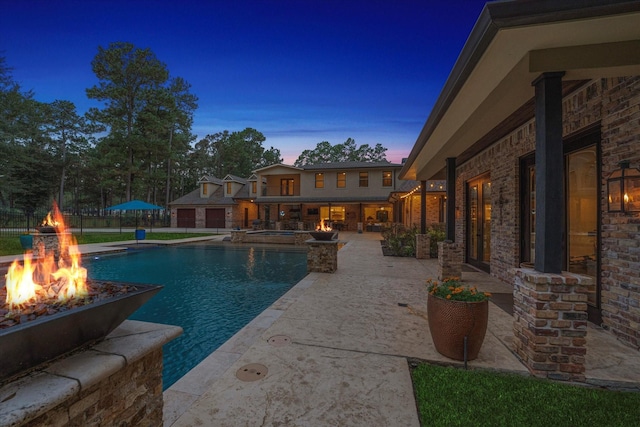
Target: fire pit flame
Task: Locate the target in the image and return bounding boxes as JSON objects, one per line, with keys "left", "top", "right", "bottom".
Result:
{"left": 5, "top": 202, "right": 88, "bottom": 310}
{"left": 316, "top": 220, "right": 332, "bottom": 232}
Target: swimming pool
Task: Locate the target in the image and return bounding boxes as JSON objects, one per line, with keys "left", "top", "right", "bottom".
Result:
{"left": 85, "top": 243, "right": 308, "bottom": 389}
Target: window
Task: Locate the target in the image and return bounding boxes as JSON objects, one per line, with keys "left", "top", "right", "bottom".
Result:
{"left": 337, "top": 172, "right": 346, "bottom": 188}
{"left": 382, "top": 171, "right": 392, "bottom": 187}
{"left": 281, "top": 178, "right": 294, "bottom": 196}
{"left": 315, "top": 173, "right": 324, "bottom": 188}
{"left": 359, "top": 172, "right": 368, "bottom": 187}
{"left": 226, "top": 182, "right": 232, "bottom": 194}
{"left": 251, "top": 181, "right": 257, "bottom": 193}
{"left": 202, "top": 183, "right": 208, "bottom": 195}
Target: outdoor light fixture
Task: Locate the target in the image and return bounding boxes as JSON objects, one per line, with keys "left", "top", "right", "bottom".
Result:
{"left": 607, "top": 160, "right": 640, "bottom": 213}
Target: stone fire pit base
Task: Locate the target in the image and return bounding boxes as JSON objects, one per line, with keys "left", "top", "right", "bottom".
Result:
{"left": 0, "top": 320, "right": 182, "bottom": 427}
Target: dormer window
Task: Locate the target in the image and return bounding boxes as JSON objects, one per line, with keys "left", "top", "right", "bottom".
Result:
{"left": 226, "top": 182, "right": 232, "bottom": 194}
{"left": 252, "top": 181, "right": 257, "bottom": 193}
{"left": 202, "top": 183, "right": 208, "bottom": 195}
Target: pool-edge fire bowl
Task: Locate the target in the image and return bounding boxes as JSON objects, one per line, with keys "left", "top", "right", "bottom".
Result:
{"left": 0, "top": 282, "right": 162, "bottom": 384}
{"left": 309, "top": 231, "right": 338, "bottom": 241}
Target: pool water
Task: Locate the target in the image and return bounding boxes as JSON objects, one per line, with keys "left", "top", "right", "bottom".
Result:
{"left": 85, "top": 243, "right": 308, "bottom": 389}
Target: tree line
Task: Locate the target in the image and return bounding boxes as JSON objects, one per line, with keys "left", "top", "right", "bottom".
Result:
{"left": 0, "top": 42, "right": 388, "bottom": 214}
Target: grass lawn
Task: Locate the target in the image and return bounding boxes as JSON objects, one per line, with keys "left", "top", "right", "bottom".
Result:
{"left": 412, "top": 363, "right": 640, "bottom": 427}
{"left": 0, "top": 232, "right": 214, "bottom": 256}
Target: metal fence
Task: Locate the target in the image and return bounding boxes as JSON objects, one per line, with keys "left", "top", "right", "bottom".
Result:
{"left": 0, "top": 209, "right": 171, "bottom": 237}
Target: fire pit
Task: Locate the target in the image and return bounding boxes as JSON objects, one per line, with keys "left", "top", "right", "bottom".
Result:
{"left": 0, "top": 280, "right": 161, "bottom": 383}
{"left": 309, "top": 231, "right": 338, "bottom": 241}
{"left": 310, "top": 221, "right": 338, "bottom": 241}
{"left": 1, "top": 203, "right": 162, "bottom": 383}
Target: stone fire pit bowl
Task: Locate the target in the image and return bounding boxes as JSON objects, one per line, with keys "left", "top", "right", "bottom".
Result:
{"left": 309, "top": 231, "right": 338, "bottom": 241}
{"left": 0, "top": 281, "right": 162, "bottom": 383}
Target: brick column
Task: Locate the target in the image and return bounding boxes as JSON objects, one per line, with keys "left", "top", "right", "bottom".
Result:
{"left": 416, "top": 234, "right": 431, "bottom": 259}
{"left": 307, "top": 240, "right": 338, "bottom": 273}
{"left": 437, "top": 241, "right": 462, "bottom": 280}
{"left": 513, "top": 268, "right": 594, "bottom": 382}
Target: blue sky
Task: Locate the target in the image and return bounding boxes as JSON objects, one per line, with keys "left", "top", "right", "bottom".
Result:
{"left": 1, "top": 0, "right": 487, "bottom": 164}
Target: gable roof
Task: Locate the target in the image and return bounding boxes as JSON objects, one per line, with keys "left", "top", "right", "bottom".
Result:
{"left": 169, "top": 185, "right": 237, "bottom": 206}
{"left": 254, "top": 163, "right": 303, "bottom": 173}
{"left": 197, "top": 175, "right": 223, "bottom": 185}
{"left": 400, "top": 0, "right": 640, "bottom": 181}
{"left": 223, "top": 174, "right": 248, "bottom": 184}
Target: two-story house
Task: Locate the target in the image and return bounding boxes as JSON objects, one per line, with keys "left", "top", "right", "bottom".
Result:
{"left": 254, "top": 161, "right": 403, "bottom": 231}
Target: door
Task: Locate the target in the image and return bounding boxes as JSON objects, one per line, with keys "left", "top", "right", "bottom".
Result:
{"left": 566, "top": 146, "right": 599, "bottom": 322}
{"left": 205, "top": 208, "right": 225, "bottom": 228}
{"left": 467, "top": 174, "right": 491, "bottom": 272}
{"left": 177, "top": 209, "right": 195, "bottom": 228}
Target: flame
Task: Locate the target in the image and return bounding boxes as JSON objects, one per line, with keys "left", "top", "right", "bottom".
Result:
{"left": 4, "top": 202, "right": 87, "bottom": 309}
{"left": 317, "top": 220, "right": 332, "bottom": 232}
{"left": 40, "top": 212, "right": 60, "bottom": 228}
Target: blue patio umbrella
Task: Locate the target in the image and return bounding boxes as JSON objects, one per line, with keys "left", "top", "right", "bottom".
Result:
{"left": 105, "top": 200, "right": 164, "bottom": 231}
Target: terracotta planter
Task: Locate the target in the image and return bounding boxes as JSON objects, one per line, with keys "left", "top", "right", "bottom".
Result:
{"left": 427, "top": 294, "right": 489, "bottom": 361}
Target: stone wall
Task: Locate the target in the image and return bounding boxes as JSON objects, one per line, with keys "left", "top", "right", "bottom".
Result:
{"left": 307, "top": 240, "right": 338, "bottom": 273}
{"left": 0, "top": 321, "right": 180, "bottom": 427}
{"left": 24, "top": 351, "right": 163, "bottom": 427}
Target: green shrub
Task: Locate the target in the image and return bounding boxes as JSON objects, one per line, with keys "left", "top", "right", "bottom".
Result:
{"left": 382, "top": 224, "right": 418, "bottom": 257}
{"left": 426, "top": 224, "right": 446, "bottom": 258}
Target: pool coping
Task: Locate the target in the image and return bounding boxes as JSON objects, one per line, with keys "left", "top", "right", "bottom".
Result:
{"left": 161, "top": 263, "right": 326, "bottom": 425}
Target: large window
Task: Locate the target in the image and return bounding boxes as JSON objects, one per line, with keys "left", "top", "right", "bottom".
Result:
{"left": 315, "top": 173, "right": 324, "bottom": 188}
{"left": 359, "top": 172, "right": 368, "bottom": 187}
{"left": 337, "top": 172, "right": 346, "bottom": 188}
{"left": 382, "top": 171, "right": 392, "bottom": 187}
{"left": 320, "top": 206, "right": 345, "bottom": 222}
{"left": 280, "top": 178, "right": 294, "bottom": 196}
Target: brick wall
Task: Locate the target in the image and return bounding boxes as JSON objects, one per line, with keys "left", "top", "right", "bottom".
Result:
{"left": 600, "top": 76, "right": 640, "bottom": 349}
{"left": 455, "top": 76, "right": 640, "bottom": 350}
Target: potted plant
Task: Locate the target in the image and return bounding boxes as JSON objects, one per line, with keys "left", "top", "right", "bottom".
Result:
{"left": 426, "top": 277, "right": 491, "bottom": 361}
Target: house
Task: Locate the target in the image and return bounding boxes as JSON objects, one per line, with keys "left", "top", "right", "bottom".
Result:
{"left": 169, "top": 175, "right": 258, "bottom": 229}
{"left": 399, "top": 0, "right": 640, "bottom": 380}
{"left": 169, "top": 161, "right": 407, "bottom": 231}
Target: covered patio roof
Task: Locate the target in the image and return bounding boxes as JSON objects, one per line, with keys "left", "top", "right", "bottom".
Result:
{"left": 400, "top": 0, "right": 640, "bottom": 181}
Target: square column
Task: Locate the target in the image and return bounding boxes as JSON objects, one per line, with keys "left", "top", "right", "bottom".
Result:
{"left": 437, "top": 241, "right": 462, "bottom": 280}
{"left": 513, "top": 268, "right": 594, "bottom": 382}
{"left": 307, "top": 240, "right": 339, "bottom": 273}
{"left": 415, "top": 234, "right": 431, "bottom": 259}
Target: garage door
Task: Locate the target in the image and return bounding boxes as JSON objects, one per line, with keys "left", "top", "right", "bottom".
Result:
{"left": 177, "top": 209, "right": 196, "bottom": 228}
{"left": 206, "top": 208, "right": 225, "bottom": 228}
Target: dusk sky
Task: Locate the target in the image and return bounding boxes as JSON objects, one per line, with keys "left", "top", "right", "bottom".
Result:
{"left": 1, "top": 0, "right": 488, "bottom": 164}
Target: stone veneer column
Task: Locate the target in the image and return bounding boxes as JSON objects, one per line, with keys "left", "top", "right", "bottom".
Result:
{"left": 437, "top": 241, "right": 462, "bottom": 280}
{"left": 230, "top": 230, "right": 247, "bottom": 243}
{"left": 32, "top": 232, "right": 69, "bottom": 260}
{"left": 415, "top": 234, "right": 431, "bottom": 259}
{"left": 307, "top": 240, "right": 338, "bottom": 273}
{"left": 513, "top": 268, "right": 594, "bottom": 382}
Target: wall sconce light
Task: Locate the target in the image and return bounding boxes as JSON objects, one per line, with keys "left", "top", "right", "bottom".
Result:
{"left": 607, "top": 161, "right": 640, "bottom": 213}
